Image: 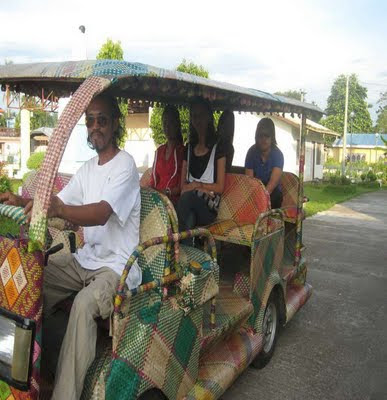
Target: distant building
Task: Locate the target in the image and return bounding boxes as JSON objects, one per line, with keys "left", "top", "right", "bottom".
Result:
{"left": 0, "top": 127, "right": 20, "bottom": 176}
{"left": 328, "top": 133, "right": 387, "bottom": 163}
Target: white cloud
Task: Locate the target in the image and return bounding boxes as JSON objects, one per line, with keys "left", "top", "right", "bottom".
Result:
{"left": 1, "top": 0, "right": 386, "bottom": 118}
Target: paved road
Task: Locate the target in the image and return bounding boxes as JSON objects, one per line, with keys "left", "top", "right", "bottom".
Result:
{"left": 223, "top": 190, "right": 387, "bottom": 400}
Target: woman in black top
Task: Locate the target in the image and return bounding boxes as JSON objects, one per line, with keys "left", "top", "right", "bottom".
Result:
{"left": 177, "top": 98, "right": 226, "bottom": 232}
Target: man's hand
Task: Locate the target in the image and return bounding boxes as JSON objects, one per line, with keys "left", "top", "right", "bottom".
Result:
{"left": 48, "top": 196, "right": 64, "bottom": 219}
{"left": 0, "top": 191, "right": 23, "bottom": 206}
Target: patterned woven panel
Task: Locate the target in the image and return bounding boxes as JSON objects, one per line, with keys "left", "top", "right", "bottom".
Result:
{"left": 267, "top": 216, "right": 283, "bottom": 233}
{"left": 217, "top": 174, "right": 270, "bottom": 224}
{"left": 22, "top": 170, "right": 72, "bottom": 199}
{"left": 208, "top": 220, "right": 265, "bottom": 247}
{"left": 201, "top": 286, "right": 253, "bottom": 351}
{"left": 233, "top": 272, "right": 250, "bottom": 298}
{"left": 249, "top": 230, "right": 284, "bottom": 331}
{"left": 140, "top": 168, "right": 152, "bottom": 188}
{"left": 139, "top": 188, "right": 171, "bottom": 283}
{"left": 280, "top": 172, "right": 299, "bottom": 207}
{"left": 107, "top": 297, "right": 203, "bottom": 400}
{"left": 286, "top": 282, "right": 312, "bottom": 322}
{"left": 282, "top": 206, "right": 305, "bottom": 223}
{"left": 81, "top": 335, "right": 112, "bottom": 400}
{"left": 179, "top": 245, "right": 219, "bottom": 307}
{"left": 185, "top": 328, "right": 263, "bottom": 400}
{"left": 29, "top": 76, "right": 111, "bottom": 250}
{"left": 0, "top": 237, "right": 44, "bottom": 400}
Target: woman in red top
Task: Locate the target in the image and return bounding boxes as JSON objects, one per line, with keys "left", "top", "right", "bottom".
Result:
{"left": 150, "top": 105, "right": 184, "bottom": 204}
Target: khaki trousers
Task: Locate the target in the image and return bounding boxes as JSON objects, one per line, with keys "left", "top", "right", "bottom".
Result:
{"left": 43, "top": 253, "right": 120, "bottom": 400}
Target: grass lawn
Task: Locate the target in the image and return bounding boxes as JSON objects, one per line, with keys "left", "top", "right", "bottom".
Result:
{"left": 304, "top": 182, "right": 385, "bottom": 217}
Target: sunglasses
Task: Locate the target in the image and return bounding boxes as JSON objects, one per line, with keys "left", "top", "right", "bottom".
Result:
{"left": 85, "top": 115, "right": 111, "bottom": 128}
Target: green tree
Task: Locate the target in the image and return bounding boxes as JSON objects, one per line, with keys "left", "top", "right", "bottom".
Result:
{"left": 96, "top": 39, "right": 124, "bottom": 60}
{"left": 14, "top": 109, "right": 58, "bottom": 130}
{"left": 320, "top": 74, "right": 373, "bottom": 135}
{"left": 375, "top": 91, "right": 387, "bottom": 133}
{"left": 274, "top": 90, "right": 303, "bottom": 101}
{"left": 0, "top": 114, "right": 6, "bottom": 127}
{"left": 150, "top": 59, "right": 216, "bottom": 145}
{"left": 96, "top": 38, "right": 127, "bottom": 147}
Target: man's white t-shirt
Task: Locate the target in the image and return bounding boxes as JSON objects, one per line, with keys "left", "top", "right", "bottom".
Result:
{"left": 58, "top": 150, "right": 142, "bottom": 289}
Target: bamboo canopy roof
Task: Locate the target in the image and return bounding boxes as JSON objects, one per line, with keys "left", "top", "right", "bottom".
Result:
{"left": 0, "top": 60, "right": 323, "bottom": 117}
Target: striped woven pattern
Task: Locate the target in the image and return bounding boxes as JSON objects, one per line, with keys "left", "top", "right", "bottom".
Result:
{"left": 29, "top": 76, "right": 111, "bottom": 251}
{"left": 0, "top": 204, "right": 27, "bottom": 225}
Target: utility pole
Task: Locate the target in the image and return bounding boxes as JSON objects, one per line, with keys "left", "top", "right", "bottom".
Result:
{"left": 341, "top": 75, "right": 349, "bottom": 176}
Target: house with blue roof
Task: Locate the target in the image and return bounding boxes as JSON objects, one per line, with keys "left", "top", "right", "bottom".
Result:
{"left": 329, "top": 133, "right": 387, "bottom": 163}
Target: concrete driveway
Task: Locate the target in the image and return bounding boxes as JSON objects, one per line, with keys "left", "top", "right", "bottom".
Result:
{"left": 223, "top": 190, "right": 387, "bottom": 400}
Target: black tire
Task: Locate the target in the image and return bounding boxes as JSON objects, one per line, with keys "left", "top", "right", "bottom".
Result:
{"left": 251, "top": 291, "right": 279, "bottom": 369}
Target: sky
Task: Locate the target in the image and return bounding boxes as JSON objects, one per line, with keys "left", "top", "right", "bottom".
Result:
{"left": 1, "top": 0, "right": 387, "bottom": 121}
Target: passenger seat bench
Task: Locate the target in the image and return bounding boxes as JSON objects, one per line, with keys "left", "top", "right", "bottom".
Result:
{"left": 280, "top": 172, "right": 306, "bottom": 223}
{"left": 205, "top": 173, "right": 283, "bottom": 247}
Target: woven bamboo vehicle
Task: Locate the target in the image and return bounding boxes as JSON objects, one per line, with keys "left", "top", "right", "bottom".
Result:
{"left": 0, "top": 60, "right": 322, "bottom": 400}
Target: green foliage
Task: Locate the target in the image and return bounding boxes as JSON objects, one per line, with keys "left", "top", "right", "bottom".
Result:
{"left": 150, "top": 59, "right": 216, "bottom": 145}
{"left": 14, "top": 109, "right": 57, "bottom": 130}
{"left": 274, "top": 90, "right": 302, "bottom": 101}
{"left": 96, "top": 38, "right": 124, "bottom": 60}
{"left": 320, "top": 74, "right": 373, "bottom": 135}
{"left": 0, "top": 114, "right": 6, "bottom": 127}
{"left": 97, "top": 38, "right": 127, "bottom": 147}
{"left": 0, "top": 162, "right": 11, "bottom": 193}
{"left": 375, "top": 91, "right": 387, "bottom": 133}
{"left": 27, "top": 152, "right": 45, "bottom": 170}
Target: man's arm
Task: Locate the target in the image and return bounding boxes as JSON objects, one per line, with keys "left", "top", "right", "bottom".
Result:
{"left": 50, "top": 196, "right": 113, "bottom": 226}
{"left": 24, "top": 196, "right": 113, "bottom": 226}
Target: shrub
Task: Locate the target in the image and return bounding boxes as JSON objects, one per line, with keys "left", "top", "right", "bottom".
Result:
{"left": 27, "top": 152, "right": 45, "bottom": 170}
{"left": 367, "top": 170, "right": 377, "bottom": 182}
{"left": 0, "top": 162, "right": 11, "bottom": 193}
{"left": 0, "top": 175, "right": 11, "bottom": 193}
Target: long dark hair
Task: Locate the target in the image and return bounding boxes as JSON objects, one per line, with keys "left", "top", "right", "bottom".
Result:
{"left": 163, "top": 105, "right": 183, "bottom": 144}
{"left": 255, "top": 117, "right": 277, "bottom": 147}
{"left": 86, "top": 93, "right": 124, "bottom": 149}
{"left": 189, "top": 97, "right": 217, "bottom": 147}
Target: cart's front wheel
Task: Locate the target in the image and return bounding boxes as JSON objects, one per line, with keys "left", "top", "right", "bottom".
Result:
{"left": 251, "top": 292, "right": 279, "bottom": 369}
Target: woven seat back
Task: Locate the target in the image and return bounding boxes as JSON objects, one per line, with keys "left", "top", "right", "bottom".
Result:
{"left": 280, "top": 172, "right": 299, "bottom": 208}
{"left": 139, "top": 167, "right": 152, "bottom": 188}
{"left": 22, "top": 170, "right": 73, "bottom": 199}
{"left": 217, "top": 173, "right": 270, "bottom": 224}
{"left": 139, "top": 188, "right": 172, "bottom": 283}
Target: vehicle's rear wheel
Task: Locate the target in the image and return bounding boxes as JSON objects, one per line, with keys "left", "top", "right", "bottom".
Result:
{"left": 251, "top": 291, "right": 279, "bottom": 369}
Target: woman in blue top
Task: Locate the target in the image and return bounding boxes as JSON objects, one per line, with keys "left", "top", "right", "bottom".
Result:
{"left": 245, "top": 118, "right": 284, "bottom": 208}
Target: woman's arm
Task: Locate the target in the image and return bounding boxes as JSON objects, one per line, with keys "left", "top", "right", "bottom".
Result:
{"left": 266, "top": 167, "right": 282, "bottom": 194}
{"left": 245, "top": 168, "right": 254, "bottom": 177}
{"left": 199, "top": 156, "right": 226, "bottom": 194}
{"left": 180, "top": 160, "right": 200, "bottom": 194}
